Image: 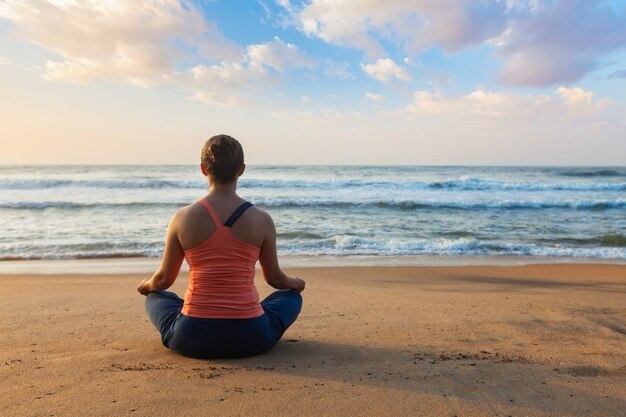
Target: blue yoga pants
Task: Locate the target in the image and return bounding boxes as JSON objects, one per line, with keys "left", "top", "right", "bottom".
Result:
{"left": 145, "top": 289, "right": 302, "bottom": 359}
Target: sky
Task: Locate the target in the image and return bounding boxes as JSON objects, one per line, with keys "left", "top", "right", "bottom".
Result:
{"left": 0, "top": 0, "right": 625, "bottom": 165}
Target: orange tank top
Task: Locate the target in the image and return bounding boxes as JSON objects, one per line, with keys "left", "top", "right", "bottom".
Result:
{"left": 181, "top": 199, "right": 264, "bottom": 319}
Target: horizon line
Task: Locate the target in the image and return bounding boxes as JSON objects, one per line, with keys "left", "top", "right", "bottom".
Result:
{"left": 0, "top": 163, "right": 625, "bottom": 168}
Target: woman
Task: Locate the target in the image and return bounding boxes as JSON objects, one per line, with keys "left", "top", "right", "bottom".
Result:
{"left": 137, "top": 134, "right": 305, "bottom": 359}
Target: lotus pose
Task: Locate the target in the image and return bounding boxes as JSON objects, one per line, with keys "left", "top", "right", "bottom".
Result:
{"left": 137, "top": 134, "right": 304, "bottom": 359}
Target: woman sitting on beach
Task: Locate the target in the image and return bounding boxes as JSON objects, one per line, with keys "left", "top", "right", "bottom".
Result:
{"left": 137, "top": 134, "right": 305, "bottom": 359}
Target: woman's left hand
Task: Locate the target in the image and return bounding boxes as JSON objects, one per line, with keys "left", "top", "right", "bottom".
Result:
{"left": 137, "top": 278, "right": 152, "bottom": 296}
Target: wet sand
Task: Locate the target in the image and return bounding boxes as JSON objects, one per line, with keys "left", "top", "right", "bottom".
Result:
{"left": 1, "top": 264, "right": 625, "bottom": 416}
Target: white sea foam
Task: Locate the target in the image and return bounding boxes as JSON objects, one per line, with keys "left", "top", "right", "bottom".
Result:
{"left": 3, "top": 236, "right": 625, "bottom": 260}
{"left": 1, "top": 176, "right": 625, "bottom": 192}
{"left": 2, "top": 198, "right": 625, "bottom": 210}
{"left": 279, "top": 236, "right": 626, "bottom": 258}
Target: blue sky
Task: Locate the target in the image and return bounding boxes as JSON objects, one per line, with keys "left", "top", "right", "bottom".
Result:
{"left": 0, "top": 0, "right": 625, "bottom": 165}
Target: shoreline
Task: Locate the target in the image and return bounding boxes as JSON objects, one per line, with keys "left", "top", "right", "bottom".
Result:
{"left": 0, "top": 254, "right": 625, "bottom": 274}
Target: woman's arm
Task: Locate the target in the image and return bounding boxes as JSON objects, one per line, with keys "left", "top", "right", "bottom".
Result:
{"left": 137, "top": 212, "right": 185, "bottom": 295}
{"left": 258, "top": 212, "right": 305, "bottom": 292}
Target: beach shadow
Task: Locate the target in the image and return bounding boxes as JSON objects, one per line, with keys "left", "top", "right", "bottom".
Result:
{"left": 587, "top": 316, "right": 626, "bottom": 336}
{"left": 196, "top": 338, "right": 626, "bottom": 415}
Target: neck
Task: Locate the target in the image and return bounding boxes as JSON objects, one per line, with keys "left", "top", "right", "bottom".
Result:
{"left": 208, "top": 180, "right": 237, "bottom": 196}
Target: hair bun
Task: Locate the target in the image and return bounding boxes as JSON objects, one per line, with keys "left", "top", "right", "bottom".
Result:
{"left": 209, "top": 141, "right": 236, "bottom": 163}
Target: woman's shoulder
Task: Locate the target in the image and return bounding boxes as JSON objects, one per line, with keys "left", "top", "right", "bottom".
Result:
{"left": 174, "top": 201, "right": 201, "bottom": 216}
{"left": 248, "top": 205, "right": 273, "bottom": 225}
{"left": 170, "top": 201, "right": 208, "bottom": 226}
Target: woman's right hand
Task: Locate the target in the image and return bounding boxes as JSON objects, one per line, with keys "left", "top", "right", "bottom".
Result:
{"left": 137, "top": 278, "right": 152, "bottom": 296}
{"left": 291, "top": 277, "right": 306, "bottom": 293}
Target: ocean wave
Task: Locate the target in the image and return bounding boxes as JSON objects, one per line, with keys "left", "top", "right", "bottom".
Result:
{"left": 279, "top": 236, "right": 626, "bottom": 258}
{"left": 254, "top": 198, "right": 626, "bottom": 211}
{"left": 4, "top": 236, "right": 626, "bottom": 260}
{"left": 0, "top": 178, "right": 204, "bottom": 190}
{"left": 556, "top": 168, "right": 625, "bottom": 178}
{"left": 0, "top": 201, "right": 183, "bottom": 210}
{"left": 0, "top": 251, "right": 159, "bottom": 261}
{"left": 0, "top": 240, "right": 163, "bottom": 260}
{"left": 278, "top": 231, "right": 326, "bottom": 239}
{"left": 2, "top": 176, "right": 625, "bottom": 192}
{"left": 537, "top": 234, "right": 626, "bottom": 248}
{"left": 3, "top": 198, "right": 626, "bottom": 211}
{"left": 425, "top": 176, "right": 626, "bottom": 191}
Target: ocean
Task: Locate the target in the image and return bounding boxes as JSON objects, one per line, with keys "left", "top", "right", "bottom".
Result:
{"left": 1, "top": 165, "right": 625, "bottom": 261}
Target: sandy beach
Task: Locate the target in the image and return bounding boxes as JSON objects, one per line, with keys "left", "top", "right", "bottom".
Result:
{"left": 1, "top": 263, "right": 625, "bottom": 417}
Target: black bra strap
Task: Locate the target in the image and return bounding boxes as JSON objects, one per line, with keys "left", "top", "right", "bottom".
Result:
{"left": 224, "top": 202, "right": 253, "bottom": 228}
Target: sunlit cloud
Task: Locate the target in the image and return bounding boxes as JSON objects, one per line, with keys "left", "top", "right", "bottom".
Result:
{"left": 177, "top": 62, "right": 271, "bottom": 106}
{"left": 496, "top": 1, "right": 626, "bottom": 86}
{"left": 0, "top": 0, "right": 242, "bottom": 86}
{"left": 247, "top": 36, "right": 316, "bottom": 72}
{"left": 556, "top": 87, "right": 607, "bottom": 108}
{"left": 405, "top": 89, "right": 533, "bottom": 118}
{"left": 361, "top": 58, "right": 410, "bottom": 83}
{"left": 293, "top": 0, "right": 626, "bottom": 87}
{"left": 556, "top": 86, "right": 612, "bottom": 118}
{"left": 0, "top": 0, "right": 318, "bottom": 106}
{"left": 181, "top": 36, "right": 316, "bottom": 106}
{"left": 402, "top": 86, "right": 618, "bottom": 127}
{"left": 298, "top": 0, "right": 508, "bottom": 59}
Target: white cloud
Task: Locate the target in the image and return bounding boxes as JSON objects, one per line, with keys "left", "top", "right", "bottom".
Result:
{"left": 0, "top": 0, "right": 242, "bottom": 86}
{"left": 178, "top": 36, "right": 316, "bottom": 106}
{"left": 176, "top": 36, "right": 317, "bottom": 107}
{"left": 361, "top": 58, "right": 410, "bottom": 83}
{"left": 406, "top": 89, "right": 504, "bottom": 117}
{"left": 405, "top": 86, "right": 612, "bottom": 122}
{"left": 177, "top": 62, "right": 274, "bottom": 107}
{"left": 269, "top": 87, "right": 624, "bottom": 165}
{"left": 275, "top": 0, "right": 293, "bottom": 12}
{"left": 556, "top": 87, "right": 605, "bottom": 108}
{"left": 301, "top": 95, "right": 311, "bottom": 102}
{"left": 486, "top": 27, "right": 513, "bottom": 47}
{"left": 364, "top": 92, "right": 384, "bottom": 102}
{"left": 496, "top": 2, "right": 626, "bottom": 86}
{"left": 298, "top": 0, "right": 508, "bottom": 58}
{"left": 555, "top": 86, "right": 611, "bottom": 118}
{"left": 247, "top": 36, "right": 316, "bottom": 72}
{"left": 324, "top": 62, "right": 352, "bottom": 79}
{"left": 0, "top": 1, "right": 320, "bottom": 106}
{"left": 295, "top": 0, "right": 626, "bottom": 86}
{"left": 404, "top": 90, "right": 518, "bottom": 117}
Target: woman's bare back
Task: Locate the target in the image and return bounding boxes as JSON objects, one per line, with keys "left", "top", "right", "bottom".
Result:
{"left": 175, "top": 196, "right": 271, "bottom": 252}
